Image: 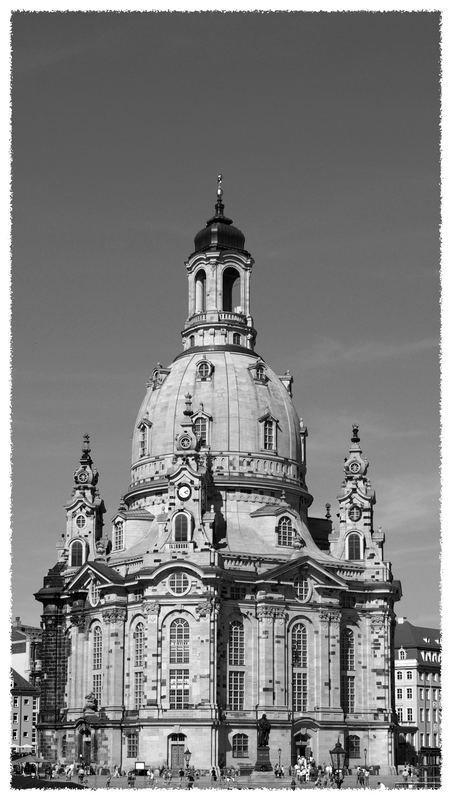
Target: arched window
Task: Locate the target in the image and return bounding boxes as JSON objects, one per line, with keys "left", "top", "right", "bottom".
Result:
{"left": 114, "top": 521, "right": 124, "bottom": 550}
{"left": 70, "top": 540, "right": 84, "bottom": 567}
{"left": 346, "top": 735, "right": 360, "bottom": 759}
{"left": 396, "top": 671, "right": 403, "bottom": 680}
{"left": 263, "top": 419, "right": 274, "bottom": 450}
{"left": 195, "top": 269, "right": 206, "bottom": 312}
{"left": 92, "top": 625, "right": 102, "bottom": 707}
{"left": 229, "top": 621, "right": 244, "bottom": 666}
{"left": 347, "top": 532, "right": 362, "bottom": 560}
{"left": 277, "top": 516, "right": 293, "bottom": 546}
{"left": 174, "top": 513, "right": 189, "bottom": 542}
{"left": 134, "top": 623, "right": 144, "bottom": 668}
{"left": 189, "top": 335, "right": 195, "bottom": 348}
{"left": 193, "top": 416, "right": 208, "bottom": 447}
{"left": 292, "top": 623, "right": 308, "bottom": 712}
{"left": 223, "top": 267, "right": 241, "bottom": 312}
{"left": 138, "top": 425, "right": 147, "bottom": 458}
{"left": 170, "top": 618, "right": 190, "bottom": 664}
{"left": 232, "top": 733, "right": 248, "bottom": 758}
{"left": 340, "top": 628, "right": 355, "bottom": 713}
{"left": 233, "top": 333, "right": 241, "bottom": 346}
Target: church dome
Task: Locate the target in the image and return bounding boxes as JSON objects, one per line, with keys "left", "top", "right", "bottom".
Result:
{"left": 130, "top": 348, "right": 305, "bottom": 492}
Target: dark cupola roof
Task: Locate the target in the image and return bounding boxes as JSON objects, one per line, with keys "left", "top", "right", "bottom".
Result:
{"left": 193, "top": 174, "right": 248, "bottom": 254}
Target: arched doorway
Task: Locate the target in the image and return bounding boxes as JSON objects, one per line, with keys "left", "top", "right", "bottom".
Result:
{"left": 222, "top": 268, "right": 241, "bottom": 312}
{"left": 168, "top": 733, "right": 186, "bottom": 770}
{"left": 293, "top": 730, "right": 312, "bottom": 763}
{"left": 77, "top": 725, "right": 91, "bottom": 765}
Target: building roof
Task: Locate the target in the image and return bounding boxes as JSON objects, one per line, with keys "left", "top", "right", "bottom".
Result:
{"left": 11, "top": 669, "right": 38, "bottom": 695}
{"left": 394, "top": 618, "right": 441, "bottom": 650}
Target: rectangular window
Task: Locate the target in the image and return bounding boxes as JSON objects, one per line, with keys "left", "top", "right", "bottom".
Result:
{"left": 134, "top": 672, "right": 144, "bottom": 709}
{"left": 169, "top": 669, "right": 190, "bottom": 709}
{"left": 23, "top": 731, "right": 28, "bottom": 738}
{"left": 433, "top": 708, "right": 437, "bottom": 723}
{"left": 12, "top": 730, "right": 17, "bottom": 741}
{"left": 13, "top": 713, "right": 18, "bottom": 723}
{"left": 230, "top": 586, "right": 246, "bottom": 600}
{"left": 24, "top": 699, "right": 29, "bottom": 705}
{"left": 407, "top": 708, "right": 413, "bottom": 722}
{"left": 407, "top": 670, "right": 413, "bottom": 680}
{"left": 433, "top": 733, "right": 438, "bottom": 747}
{"left": 426, "top": 708, "right": 430, "bottom": 722}
{"left": 420, "top": 688, "right": 424, "bottom": 700}
{"left": 232, "top": 735, "right": 249, "bottom": 758}
{"left": 33, "top": 698, "right": 38, "bottom": 709}
{"left": 23, "top": 715, "right": 29, "bottom": 722}
{"left": 433, "top": 689, "right": 438, "bottom": 700}
{"left": 397, "top": 708, "right": 403, "bottom": 722}
{"left": 425, "top": 733, "right": 430, "bottom": 747}
{"left": 13, "top": 697, "right": 18, "bottom": 708}
{"left": 396, "top": 688, "right": 403, "bottom": 699}
{"left": 406, "top": 688, "right": 413, "bottom": 699}
{"left": 263, "top": 421, "right": 274, "bottom": 450}
{"left": 127, "top": 732, "right": 138, "bottom": 759}
{"left": 93, "top": 673, "right": 102, "bottom": 707}
{"left": 228, "top": 671, "right": 245, "bottom": 711}
{"left": 420, "top": 733, "right": 424, "bottom": 748}
{"left": 293, "top": 671, "right": 308, "bottom": 712}
{"left": 420, "top": 708, "right": 424, "bottom": 722}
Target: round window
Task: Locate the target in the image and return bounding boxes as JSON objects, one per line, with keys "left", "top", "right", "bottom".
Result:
{"left": 197, "top": 361, "right": 212, "bottom": 379}
{"left": 168, "top": 572, "right": 190, "bottom": 595}
{"left": 348, "top": 504, "right": 362, "bottom": 522}
{"left": 76, "top": 514, "right": 86, "bottom": 529}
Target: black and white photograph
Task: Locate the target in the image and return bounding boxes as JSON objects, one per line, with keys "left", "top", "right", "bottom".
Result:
{"left": 8, "top": 4, "right": 442, "bottom": 791}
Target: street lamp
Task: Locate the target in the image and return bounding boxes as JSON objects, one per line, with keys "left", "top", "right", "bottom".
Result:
{"left": 329, "top": 740, "right": 346, "bottom": 772}
{"left": 364, "top": 748, "right": 367, "bottom": 769}
{"left": 184, "top": 748, "right": 192, "bottom": 769}
{"left": 278, "top": 748, "right": 282, "bottom": 768}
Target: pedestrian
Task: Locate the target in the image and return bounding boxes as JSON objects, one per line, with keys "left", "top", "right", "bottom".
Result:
{"left": 377, "top": 781, "right": 387, "bottom": 790}
{"left": 211, "top": 767, "right": 217, "bottom": 783}
{"left": 290, "top": 778, "right": 296, "bottom": 790}
{"left": 402, "top": 765, "right": 409, "bottom": 783}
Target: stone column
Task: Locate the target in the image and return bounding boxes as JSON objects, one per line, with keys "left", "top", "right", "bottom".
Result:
{"left": 102, "top": 608, "right": 127, "bottom": 719}
{"left": 256, "top": 604, "right": 277, "bottom": 709}
{"left": 69, "top": 613, "right": 87, "bottom": 714}
{"left": 316, "top": 609, "right": 343, "bottom": 720}
{"left": 143, "top": 601, "right": 160, "bottom": 707}
{"left": 274, "top": 609, "right": 288, "bottom": 709}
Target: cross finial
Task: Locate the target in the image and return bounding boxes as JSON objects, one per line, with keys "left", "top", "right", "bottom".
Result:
{"left": 82, "top": 433, "right": 91, "bottom": 455}
{"left": 215, "top": 173, "right": 225, "bottom": 216}
{"left": 351, "top": 423, "right": 360, "bottom": 443}
{"left": 325, "top": 502, "right": 331, "bottom": 520}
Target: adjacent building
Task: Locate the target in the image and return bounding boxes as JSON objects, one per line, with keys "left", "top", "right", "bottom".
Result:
{"left": 394, "top": 617, "right": 441, "bottom": 766}
{"left": 35, "top": 179, "right": 402, "bottom": 774}
{"left": 11, "top": 616, "right": 43, "bottom": 688}
{"left": 11, "top": 669, "right": 40, "bottom": 755}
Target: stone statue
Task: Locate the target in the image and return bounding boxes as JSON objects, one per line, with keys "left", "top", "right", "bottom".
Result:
{"left": 84, "top": 691, "right": 98, "bottom": 712}
{"left": 257, "top": 714, "right": 271, "bottom": 747}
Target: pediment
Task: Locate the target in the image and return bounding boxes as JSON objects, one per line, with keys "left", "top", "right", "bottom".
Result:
{"left": 250, "top": 504, "right": 298, "bottom": 519}
{"left": 256, "top": 555, "right": 349, "bottom": 590}
{"left": 65, "top": 561, "right": 124, "bottom": 593}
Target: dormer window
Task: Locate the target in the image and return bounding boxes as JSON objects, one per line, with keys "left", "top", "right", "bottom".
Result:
{"left": 90, "top": 580, "right": 100, "bottom": 607}
{"left": 193, "top": 416, "right": 207, "bottom": 447}
{"left": 277, "top": 516, "right": 293, "bottom": 546}
{"left": 249, "top": 360, "right": 268, "bottom": 384}
{"left": 256, "top": 364, "right": 264, "bottom": 380}
{"left": 259, "top": 411, "right": 278, "bottom": 452}
{"left": 114, "top": 520, "right": 124, "bottom": 550}
{"left": 137, "top": 416, "right": 152, "bottom": 458}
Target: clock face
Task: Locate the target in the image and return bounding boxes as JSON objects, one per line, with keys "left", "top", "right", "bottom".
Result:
{"left": 349, "top": 461, "right": 360, "bottom": 474}
{"left": 177, "top": 484, "right": 192, "bottom": 501}
{"left": 178, "top": 434, "right": 192, "bottom": 450}
{"left": 78, "top": 471, "right": 89, "bottom": 483}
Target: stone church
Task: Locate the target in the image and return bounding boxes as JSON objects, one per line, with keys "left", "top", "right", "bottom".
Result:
{"left": 35, "top": 178, "right": 401, "bottom": 774}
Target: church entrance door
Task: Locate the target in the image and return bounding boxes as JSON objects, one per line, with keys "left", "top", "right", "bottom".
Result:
{"left": 171, "top": 744, "right": 185, "bottom": 770}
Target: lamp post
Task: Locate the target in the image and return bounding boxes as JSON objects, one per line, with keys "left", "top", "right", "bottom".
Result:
{"left": 329, "top": 740, "right": 346, "bottom": 788}
{"left": 184, "top": 748, "right": 192, "bottom": 770}
{"left": 278, "top": 748, "right": 282, "bottom": 768}
{"left": 364, "top": 748, "right": 367, "bottom": 769}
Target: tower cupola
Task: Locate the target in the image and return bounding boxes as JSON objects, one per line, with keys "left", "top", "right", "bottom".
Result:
{"left": 182, "top": 174, "right": 256, "bottom": 353}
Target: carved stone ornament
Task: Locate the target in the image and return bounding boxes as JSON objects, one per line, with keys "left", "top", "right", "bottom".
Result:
{"left": 319, "top": 608, "right": 342, "bottom": 624}
{"left": 102, "top": 608, "right": 127, "bottom": 624}
{"left": 143, "top": 600, "right": 160, "bottom": 618}
{"left": 196, "top": 597, "right": 220, "bottom": 618}
{"left": 257, "top": 604, "right": 286, "bottom": 620}
{"left": 70, "top": 614, "right": 87, "bottom": 631}
{"left": 370, "top": 614, "right": 387, "bottom": 632}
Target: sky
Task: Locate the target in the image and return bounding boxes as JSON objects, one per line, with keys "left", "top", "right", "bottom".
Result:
{"left": 10, "top": 10, "right": 440, "bottom": 628}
